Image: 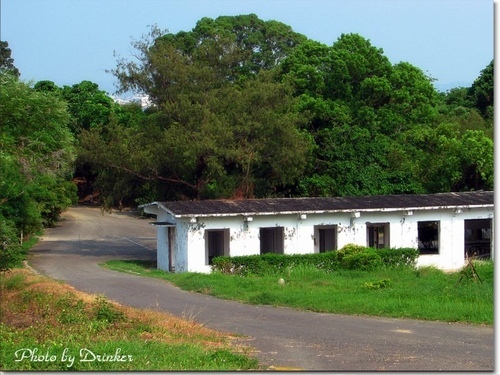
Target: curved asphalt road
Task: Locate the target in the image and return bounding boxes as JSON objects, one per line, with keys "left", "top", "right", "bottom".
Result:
{"left": 28, "top": 206, "right": 494, "bottom": 371}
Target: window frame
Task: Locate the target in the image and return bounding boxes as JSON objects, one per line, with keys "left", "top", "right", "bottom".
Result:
{"left": 366, "top": 222, "right": 390, "bottom": 249}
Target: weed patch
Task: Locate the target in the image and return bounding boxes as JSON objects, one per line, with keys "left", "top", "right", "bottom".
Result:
{"left": 363, "top": 278, "right": 391, "bottom": 289}
{"left": 92, "top": 295, "right": 125, "bottom": 323}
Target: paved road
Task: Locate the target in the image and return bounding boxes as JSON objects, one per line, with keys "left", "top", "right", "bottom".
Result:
{"left": 28, "top": 206, "right": 494, "bottom": 371}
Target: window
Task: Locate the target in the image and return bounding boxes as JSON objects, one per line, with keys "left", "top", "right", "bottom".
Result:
{"left": 418, "top": 221, "right": 439, "bottom": 254}
{"left": 260, "top": 227, "right": 284, "bottom": 254}
{"left": 315, "top": 225, "right": 337, "bottom": 253}
{"left": 205, "top": 229, "right": 229, "bottom": 265}
{"left": 366, "top": 223, "right": 389, "bottom": 249}
{"left": 464, "top": 219, "right": 492, "bottom": 259}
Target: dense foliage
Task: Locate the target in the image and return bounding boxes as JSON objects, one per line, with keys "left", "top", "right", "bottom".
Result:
{"left": 0, "top": 73, "right": 77, "bottom": 270}
{"left": 82, "top": 15, "right": 492, "bottom": 204}
{"left": 0, "top": 15, "right": 493, "bottom": 267}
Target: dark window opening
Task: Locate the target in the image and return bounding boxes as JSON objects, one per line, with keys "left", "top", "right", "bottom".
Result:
{"left": 206, "top": 229, "right": 229, "bottom": 265}
{"left": 418, "top": 221, "right": 439, "bottom": 254}
{"left": 260, "top": 227, "right": 284, "bottom": 254}
{"left": 315, "top": 226, "right": 337, "bottom": 253}
{"left": 465, "top": 219, "right": 492, "bottom": 259}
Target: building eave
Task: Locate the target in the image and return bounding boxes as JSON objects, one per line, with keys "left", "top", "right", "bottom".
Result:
{"left": 171, "top": 204, "right": 493, "bottom": 219}
{"left": 139, "top": 201, "right": 176, "bottom": 217}
{"left": 149, "top": 221, "right": 176, "bottom": 227}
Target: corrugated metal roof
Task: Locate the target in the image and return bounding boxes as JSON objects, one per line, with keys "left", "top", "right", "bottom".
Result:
{"left": 157, "top": 191, "right": 493, "bottom": 217}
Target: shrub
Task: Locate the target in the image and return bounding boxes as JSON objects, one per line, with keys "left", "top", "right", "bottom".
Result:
{"left": 210, "top": 257, "right": 235, "bottom": 274}
{"left": 211, "top": 245, "right": 418, "bottom": 275}
{"left": 340, "top": 248, "right": 382, "bottom": 271}
{"left": 92, "top": 295, "right": 125, "bottom": 323}
{"left": 336, "top": 244, "right": 366, "bottom": 262}
{"left": 338, "top": 244, "right": 419, "bottom": 269}
{"left": 378, "top": 247, "right": 419, "bottom": 267}
{"left": 0, "top": 218, "right": 24, "bottom": 273}
{"left": 212, "top": 252, "right": 339, "bottom": 276}
{"left": 211, "top": 255, "right": 272, "bottom": 276}
{"left": 260, "top": 253, "right": 290, "bottom": 270}
{"left": 306, "top": 251, "right": 339, "bottom": 272}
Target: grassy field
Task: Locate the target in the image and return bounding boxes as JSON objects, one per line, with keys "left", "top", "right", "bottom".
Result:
{"left": 0, "top": 267, "right": 260, "bottom": 371}
{"left": 103, "top": 260, "right": 494, "bottom": 325}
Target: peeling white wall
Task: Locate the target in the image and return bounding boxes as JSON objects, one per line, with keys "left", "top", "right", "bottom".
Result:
{"left": 412, "top": 207, "right": 494, "bottom": 270}
{"left": 173, "top": 222, "right": 189, "bottom": 273}
{"left": 156, "top": 226, "right": 169, "bottom": 271}
{"left": 155, "top": 210, "right": 169, "bottom": 272}
{"left": 162, "top": 206, "right": 493, "bottom": 273}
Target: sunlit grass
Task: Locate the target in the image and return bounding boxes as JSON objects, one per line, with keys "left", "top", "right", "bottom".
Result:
{"left": 0, "top": 268, "right": 260, "bottom": 371}
{"left": 103, "top": 260, "right": 494, "bottom": 325}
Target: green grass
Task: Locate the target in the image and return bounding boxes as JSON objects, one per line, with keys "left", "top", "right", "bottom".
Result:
{"left": 103, "top": 259, "right": 494, "bottom": 325}
{"left": 0, "top": 268, "right": 260, "bottom": 371}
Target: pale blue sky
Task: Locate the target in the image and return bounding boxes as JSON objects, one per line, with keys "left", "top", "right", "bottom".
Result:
{"left": 1, "top": 0, "right": 494, "bottom": 95}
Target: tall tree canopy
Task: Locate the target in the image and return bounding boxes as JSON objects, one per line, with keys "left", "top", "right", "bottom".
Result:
{"left": 281, "top": 33, "right": 440, "bottom": 196}
{"left": 109, "top": 15, "right": 307, "bottom": 106}
{"left": 468, "top": 60, "right": 493, "bottom": 120}
{"left": 0, "top": 41, "right": 20, "bottom": 78}
{"left": 34, "top": 80, "right": 126, "bottom": 135}
{"left": 78, "top": 15, "right": 492, "bottom": 206}
{"left": 82, "top": 15, "right": 311, "bottom": 202}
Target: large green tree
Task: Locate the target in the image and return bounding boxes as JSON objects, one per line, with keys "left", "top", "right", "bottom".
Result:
{"left": 35, "top": 80, "right": 122, "bottom": 135}
{"left": 80, "top": 15, "right": 312, "bottom": 202}
{"left": 79, "top": 69, "right": 311, "bottom": 201}
{"left": 109, "top": 15, "right": 307, "bottom": 106}
{"left": 282, "top": 34, "right": 438, "bottom": 196}
{"left": 34, "top": 79, "right": 148, "bottom": 203}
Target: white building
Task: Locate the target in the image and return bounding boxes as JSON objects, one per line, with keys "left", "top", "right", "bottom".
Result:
{"left": 112, "top": 94, "right": 153, "bottom": 110}
{"left": 140, "top": 191, "right": 494, "bottom": 273}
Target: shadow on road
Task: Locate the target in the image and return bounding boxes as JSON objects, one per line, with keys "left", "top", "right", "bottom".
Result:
{"left": 30, "top": 239, "right": 156, "bottom": 260}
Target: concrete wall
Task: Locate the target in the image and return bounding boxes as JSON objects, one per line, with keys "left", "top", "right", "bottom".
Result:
{"left": 163, "top": 206, "right": 493, "bottom": 273}
{"left": 411, "top": 207, "right": 494, "bottom": 270}
{"left": 155, "top": 210, "right": 169, "bottom": 272}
